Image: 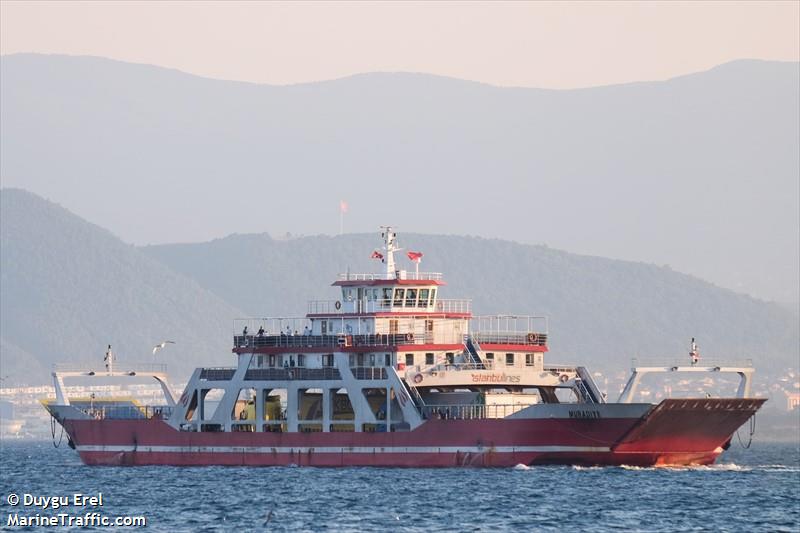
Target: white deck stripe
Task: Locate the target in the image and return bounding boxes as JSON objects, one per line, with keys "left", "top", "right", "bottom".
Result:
{"left": 76, "top": 444, "right": 610, "bottom": 454}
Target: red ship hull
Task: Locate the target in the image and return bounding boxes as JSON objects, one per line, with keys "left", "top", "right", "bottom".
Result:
{"left": 60, "top": 398, "right": 764, "bottom": 467}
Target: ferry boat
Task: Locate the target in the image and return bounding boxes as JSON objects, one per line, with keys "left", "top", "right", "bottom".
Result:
{"left": 44, "top": 228, "right": 765, "bottom": 467}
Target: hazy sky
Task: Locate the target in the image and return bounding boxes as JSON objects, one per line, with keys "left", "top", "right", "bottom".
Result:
{"left": 1, "top": 1, "right": 798, "bottom": 88}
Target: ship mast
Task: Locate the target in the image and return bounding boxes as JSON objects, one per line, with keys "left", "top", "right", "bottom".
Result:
{"left": 380, "top": 226, "right": 401, "bottom": 279}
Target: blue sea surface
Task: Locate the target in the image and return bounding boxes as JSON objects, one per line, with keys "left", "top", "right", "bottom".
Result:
{"left": 1, "top": 440, "right": 798, "bottom": 532}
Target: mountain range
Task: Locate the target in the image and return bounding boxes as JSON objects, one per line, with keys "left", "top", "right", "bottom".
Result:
{"left": 0, "top": 54, "right": 797, "bottom": 304}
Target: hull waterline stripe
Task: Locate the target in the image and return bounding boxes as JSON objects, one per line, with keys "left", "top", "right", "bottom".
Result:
{"left": 76, "top": 444, "right": 611, "bottom": 454}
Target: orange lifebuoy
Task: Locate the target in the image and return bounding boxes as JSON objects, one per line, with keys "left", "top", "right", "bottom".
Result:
{"left": 334, "top": 301, "right": 342, "bottom": 310}
{"left": 405, "top": 332, "right": 414, "bottom": 342}
{"left": 413, "top": 373, "right": 423, "bottom": 384}
{"left": 559, "top": 374, "right": 569, "bottom": 383}
{"left": 527, "top": 333, "right": 537, "bottom": 343}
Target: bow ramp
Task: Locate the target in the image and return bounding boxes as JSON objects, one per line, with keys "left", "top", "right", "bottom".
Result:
{"left": 612, "top": 398, "right": 766, "bottom": 454}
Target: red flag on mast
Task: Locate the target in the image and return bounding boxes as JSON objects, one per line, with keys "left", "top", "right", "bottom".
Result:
{"left": 407, "top": 251, "right": 423, "bottom": 262}
{"left": 371, "top": 251, "right": 384, "bottom": 260}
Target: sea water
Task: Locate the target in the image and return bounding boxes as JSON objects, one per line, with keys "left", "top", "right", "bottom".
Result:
{"left": 1, "top": 440, "right": 798, "bottom": 532}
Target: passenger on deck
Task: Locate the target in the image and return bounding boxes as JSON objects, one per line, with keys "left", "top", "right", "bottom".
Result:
{"left": 285, "top": 326, "right": 292, "bottom": 336}
{"left": 243, "top": 326, "right": 248, "bottom": 336}
{"left": 257, "top": 326, "right": 265, "bottom": 337}
{"left": 303, "top": 326, "right": 311, "bottom": 336}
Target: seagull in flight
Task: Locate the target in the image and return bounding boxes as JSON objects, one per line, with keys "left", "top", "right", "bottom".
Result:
{"left": 152, "top": 341, "right": 176, "bottom": 355}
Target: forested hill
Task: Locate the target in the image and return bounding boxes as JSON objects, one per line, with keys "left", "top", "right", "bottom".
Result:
{"left": 2, "top": 187, "right": 796, "bottom": 385}
{"left": 0, "top": 188, "right": 244, "bottom": 384}
{"left": 143, "top": 232, "right": 798, "bottom": 374}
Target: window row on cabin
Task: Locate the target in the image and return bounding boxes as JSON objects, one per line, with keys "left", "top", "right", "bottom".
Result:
{"left": 255, "top": 354, "right": 334, "bottom": 368}
{"left": 341, "top": 287, "right": 437, "bottom": 308}
{"left": 485, "top": 353, "right": 539, "bottom": 367}
{"left": 254, "top": 351, "right": 539, "bottom": 369}
{"left": 348, "top": 353, "right": 393, "bottom": 367}
{"left": 404, "top": 352, "right": 538, "bottom": 367}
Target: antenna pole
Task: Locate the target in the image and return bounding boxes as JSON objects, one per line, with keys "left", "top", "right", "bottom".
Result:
{"left": 380, "top": 226, "right": 398, "bottom": 279}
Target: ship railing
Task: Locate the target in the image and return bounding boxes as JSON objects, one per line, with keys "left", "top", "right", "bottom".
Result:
{"left": 244, "top": 368, "right": 343, "bottom": 381}
{"left": 471, "top": 332, "right": 548, "bottom": 346}
{"left": 234, "top": 333, "right": 426, "bottom": 349}
{"left": 307, "top": 298, "right": 471, "bottom": 314}
{"left": 350, "top": 367, "right": 388, "bottom": 380}
{"left": 420, "top": 403, "right": 531, "bottom": 420}
{"left": 631, "top": 357, "right": 754, "bottom": 369}
{"left": 432, "top": 299, "right": 472, "bottom": 313}
{"left": 199, "top": 368, "right": 237, "bottom": 381}
{"left": 471, "top": 315, "right": 549, "bottom": 340}
{"left": 544, "top": 365, "right": 578, "bottom": 374}
{"left": 337, "top": 272, "right": 444, "bottom": 281}
{"left": 78, "top": 405, "right": 174, "bottom": 420}
{"left": 52, "top": 363, "right": 168, "bottom": 374}
{"left": 406, "top": 361, "right": 496, "bottom": 377}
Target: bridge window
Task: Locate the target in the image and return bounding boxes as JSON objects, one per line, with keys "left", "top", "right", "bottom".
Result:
{"left": 418, "top": 289, "right": 430, "bottom": 307}
{"left": 297, "top": 354, "right": 305, "bottom": 367}
{"left": 393, "top": 288, "right": 405, "bottom": 306}
{"left": 405, "top": 354, "right": 414, "bottom": 366}
{"left": 429, "top": 288, "right": 437, "bottom": 306}
{"left": 425, "top": 353, "right": 434, "bottom": 365}
{"left": 385, "top": 354, "right": 391, "bottom": 366}
{"left": 525, "top": 354, "right": 535, "bottom": 366}
{"left": 446, "top": 353, "right": 454, "bottom": 365}
{"left": 369, "top": 353, "right": 376, "bottom": 367}
{"left": 381, "top": 288, "right": 392, "bottom": 306}
{"left": 486, "top": 353, "right": 494, "bottom": 361}
{"left": 323, "top": 354, "right": 334, "bottom": 367}
{"left": 505, "top": 353, "right": 515, "bottom": 366}
{"left": 405, "top": 288, "right": 417, "bottom": 307}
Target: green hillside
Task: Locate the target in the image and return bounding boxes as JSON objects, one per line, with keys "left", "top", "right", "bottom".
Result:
{"left": 0, "top": 189, "right": 245, "bottom": 384}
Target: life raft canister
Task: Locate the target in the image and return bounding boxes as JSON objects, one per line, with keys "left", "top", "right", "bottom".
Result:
{"left": 413, "top": 373, "right": 424, "bottom": 384}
